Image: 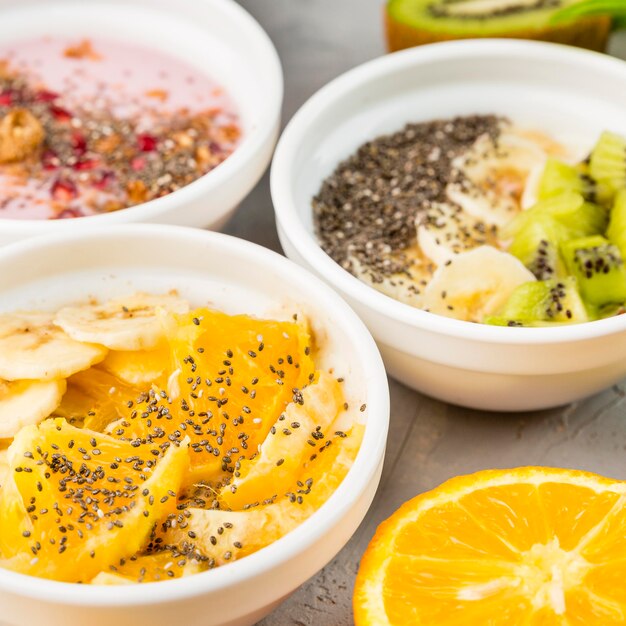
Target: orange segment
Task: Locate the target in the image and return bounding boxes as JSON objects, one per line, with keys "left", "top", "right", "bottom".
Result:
{"left": 0, "top": 418, "right": 189, "bottom": 582}
{"left": 0, "top": 446, "right": 8, "bottom": 487}
{"left": 91, "top": 550, "right": 205, "bottom": 584}
{"left": 354, "top": 467, "right": 626, "bottom": 626}
{"left": 537, "top": 482, "right": 620, "bottom": 552}
{"left": 219, "top": 371, "right": 343, "bottom": 509}
{"left": 161, "top": 424, "right": 364, "bottom": 567}
{"left": 108, "top": 309, "right": 315, "bottom": 485}
{"left": 53, "top": 367, "right": 142, "bottom": 431}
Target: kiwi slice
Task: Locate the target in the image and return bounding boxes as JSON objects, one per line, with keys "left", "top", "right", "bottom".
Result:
{"left": 506, "top": 192, "right": 607, "bottom": 279}
{"left": 508, "top": 215, "right": 566, "bottom": 280}
{"left": 562, "top": 235, "right": 626, "bottom": 307}
{"left": 484, "top": 276, "right": 588, "bottom": 326}
{"left": 607, "top": 190, "right": 626, "bottom": 260}
{"left": 386, "top": 0, "right": 612, "bottom": 52}
{"left": 537, "top": 158, "right": 610, "bottom": 205}
{"left": 589, "top": 131, "right": 626, "bottom": 197}
{"left": 507, "top": 192, "right": 607, "bottom": 239}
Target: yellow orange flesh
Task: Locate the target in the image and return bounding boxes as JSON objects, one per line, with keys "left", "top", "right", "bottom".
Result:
{"left": 0, "top": 305, "right": 353, "bottom": 585}
{"left": 162, "top": 424, "right": 364, "bottom": 566}
{"left": 109, "top": 309, "right": 315, "bottom": 485}
{"left": 53, "top": 367, "right": 142, "bottom": 431}
{"left": 354, "top": 467, "right": 626, "bottom": 625}
{"left": 219, "top": 371, "right": 343, "bottom": 509}
{"left": 0, "top": 447, "right": 8, "bottom": 488}
{"left": 92, "top": 550, "right": 205, "bottom": 584}
{"left": 0, "top": 418, "right": 189, "bottom": 582}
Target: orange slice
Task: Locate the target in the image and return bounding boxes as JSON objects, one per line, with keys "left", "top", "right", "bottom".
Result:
{"left": 354, "top": 467, "right": 626, "bottom": 626}
{"left": 0, "top": 418, "right": 189, "bottom": 582}
{"left": 53, "top": 367, "right": 142, "bottom": 431}
{"left": 162, "top": 423, "right": 364, "bottom": 567}
{"left": 219, "top": 371, "right": 343, "bottom": 509}
{"left": 0, "top": 446, "right": 8, "bottom": 488}
{"left": 109, "top": 309, "right": 315, "bottom": 485}
{"left": 91, "top": 550, "right": 205, "bottom": 584}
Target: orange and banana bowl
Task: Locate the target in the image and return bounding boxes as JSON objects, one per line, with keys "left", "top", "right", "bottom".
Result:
{"left": 0, "top": 225, "right": 389, "bottom": 626}
{"left": 0, "top": 293, "right": 363, "bottom": 584}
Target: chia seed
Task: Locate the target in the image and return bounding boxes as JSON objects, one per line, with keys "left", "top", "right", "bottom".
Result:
{"left": 313, "top": 115, "right": 505, "bottom": 283}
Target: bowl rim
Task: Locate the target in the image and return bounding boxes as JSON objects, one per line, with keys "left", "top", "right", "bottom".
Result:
{"left": 0, "top": 224, "right": 390, "bottom": 605}
{"left": 271, "top": 38, "right": 626, "bottom": 346}
{"left": 0, "top": 0, "right": 284, "bottom": 233}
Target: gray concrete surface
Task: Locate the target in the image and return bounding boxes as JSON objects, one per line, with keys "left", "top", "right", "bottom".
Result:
{"left": 226, "top": 4, "right": 626, "bottom": 624}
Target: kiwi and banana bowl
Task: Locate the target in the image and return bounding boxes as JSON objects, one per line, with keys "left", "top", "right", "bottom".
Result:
{"left": 271, "top": 39, "right": 626, "bottom": 411}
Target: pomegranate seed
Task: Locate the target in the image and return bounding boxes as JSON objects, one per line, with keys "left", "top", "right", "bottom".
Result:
{"left": 41, "top": 150, "right": 60, "bottom": 171}
{"left": 51, "top": 177, "right": 78, "bottom": 201}
{"left": 0, "top": 91, "right": 13, "bottom": 107}
{"left": 71, "top": 132, "right": 87, "bottom": 155}
{"left": 131, "top": 156, "right": 146, "bottom": 171}
{"left": 137, "top": 134, "right": 157, "bottom": 152}
{"left": 50, "top": 105, "right": 72, "bottom": 122}
{"left": 74, "top": 158, "right": 99, "bottom": 171}
{"left": 93, "top": 171, "right": 116, "bottom": 190}
{"left": 55, "top": 208, "right": 82, "bottom": 219}
{"left": 34, "top": 90, "right": 60, "bottom": 103}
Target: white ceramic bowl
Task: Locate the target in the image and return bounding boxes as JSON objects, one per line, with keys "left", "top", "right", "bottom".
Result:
{"left": 0, "top": 225, "right": 389, "bottom": 626}
{"left": 271, "top": 39, "right": 626, "bottom": 412}
{"left": 0, "top": 0, "right": 283, "bottom": 245}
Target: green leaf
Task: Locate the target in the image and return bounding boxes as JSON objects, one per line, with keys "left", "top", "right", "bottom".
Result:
{"left": 551, "top": 0, "right": 626, "bottom": 26}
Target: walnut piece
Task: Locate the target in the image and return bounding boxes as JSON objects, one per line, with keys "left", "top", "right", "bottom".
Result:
{"left": 0, "top": 109, "right": 45, "bottom": 163}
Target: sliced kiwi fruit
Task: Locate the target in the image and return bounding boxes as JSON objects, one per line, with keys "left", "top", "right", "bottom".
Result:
{"left": 537, "top": 158, "right": 611, "bottom": 205}
{"left": 506, "top": 192, "right": 607, "bottom": 239}
{"left": 484, "top": 276, "right": 588, "bottom": 326}
{"left": 505, "top": 192, "right": 607, "bottom": 279}
{"left": 562, "top": 235, "right": 626, "bottom": 307}
{"left": 385, "top": 0, "right": 612, "bottom": 52}
{"left": 607, "top": 189, "right": 626, "bottom": 260}
{"left": 589, "top": 131, "right": 626, "bottom": 197}
{"left": 508, "top": 215, "right": 566, "bottom": 280}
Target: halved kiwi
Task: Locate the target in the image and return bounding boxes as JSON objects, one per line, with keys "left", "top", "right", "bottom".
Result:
{"left": 386, "top": 0, "right": 612, "bottom": 52}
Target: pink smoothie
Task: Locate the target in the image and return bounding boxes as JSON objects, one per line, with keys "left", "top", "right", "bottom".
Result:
{"left": 0, "top": 36, "right": 240, "bottom": 220}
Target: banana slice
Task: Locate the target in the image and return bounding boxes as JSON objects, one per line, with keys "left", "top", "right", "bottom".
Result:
{"left": 100, "top": 345, "right": 170, "bottom": 385}
{"left": 417, "top": 201, "right": 497, "bottom": 267}
{"left": 55, "top": 293, "right": 189, "bottom": 351}
{"left": 520, "top": 161, "right": 547, "bottom": 211}
{"left": 349, "top": 252, "right": 431, "bottom": 308}
{"left": 422, "top": 246, "right": 536, "bottom": 322}
{"left": 0, "top": 312, "right": 107, "bottom": 381}
{"left": 455, "top": 130, "right": 547, "bottom": 192}
{"left": 446, "top": 183, "right": 518, "bottom": 229}
{"left": 447, "top": 131, "right": 548, "bottom": 227}
{"left": 0, "top": 379, "right": 66, "bottom": 439}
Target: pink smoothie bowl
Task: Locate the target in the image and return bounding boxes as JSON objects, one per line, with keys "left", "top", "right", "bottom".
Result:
{"left": 0, "top": 0, "right": 283, "bottom": 244}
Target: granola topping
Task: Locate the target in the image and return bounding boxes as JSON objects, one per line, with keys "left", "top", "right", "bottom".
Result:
{"left": 0, "top": 37, "right": 240, "bottom": 220}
